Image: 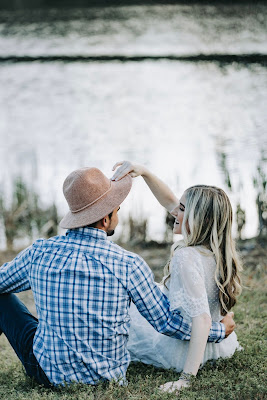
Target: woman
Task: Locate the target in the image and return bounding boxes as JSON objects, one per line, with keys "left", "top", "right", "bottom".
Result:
{"left": 112, "top": 161, "right": 243, "bottom": 393}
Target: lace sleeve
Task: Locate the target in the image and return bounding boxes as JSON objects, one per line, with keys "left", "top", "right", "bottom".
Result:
{"left": 169, "top": 247, "right": 211, "bottom": 318}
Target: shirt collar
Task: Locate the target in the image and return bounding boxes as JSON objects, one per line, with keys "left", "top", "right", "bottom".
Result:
{"left": 66, "top": 227, "right": 107, "bottom": 241}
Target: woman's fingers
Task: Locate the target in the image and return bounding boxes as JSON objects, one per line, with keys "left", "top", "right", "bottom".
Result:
{"left": 111, "top": 160, "right": 144, "bottom": 181}
{"left": 159, "top": 380, "right": 187, "bottom": 393}
{"left": 111, "top": 161, "right": 132, "bottom": 181}
{"left": 112, "top": 161, "right": 124, "bottom": 171}
{"left": 159, "top": 381, "right": 175, "bottom": 393}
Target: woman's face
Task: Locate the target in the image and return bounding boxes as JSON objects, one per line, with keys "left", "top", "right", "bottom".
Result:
{"left": 171, "top": 192, "right": 186, "bottom": 235}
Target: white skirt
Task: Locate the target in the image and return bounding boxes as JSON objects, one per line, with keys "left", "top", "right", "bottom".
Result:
{"left": 127, "top": 302, "right": 242, "bottom": 372}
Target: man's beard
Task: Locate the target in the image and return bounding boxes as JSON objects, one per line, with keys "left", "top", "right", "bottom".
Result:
{"left": 107, "top": 230, "right": 115, "bottom": 236}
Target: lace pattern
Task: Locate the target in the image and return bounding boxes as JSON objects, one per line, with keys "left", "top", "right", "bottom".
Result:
{"left": 170, "top": 290, "right": 211, "bottom": 318}
{"left": 169, "top": 247, "right": 211, "bottom": 318}
{"left": 127, "top": 245, "right": 241, "bottom": 373}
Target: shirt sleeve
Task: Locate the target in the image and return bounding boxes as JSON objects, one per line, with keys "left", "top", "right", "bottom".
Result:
{"left": 129, "top": 254, "right": 225, "bottom": 343}
{"left": 0, "top": 245, "right": 32, "bottom": 293}
{"left": 128, "top": 255, "right": 191, "bottom": 340}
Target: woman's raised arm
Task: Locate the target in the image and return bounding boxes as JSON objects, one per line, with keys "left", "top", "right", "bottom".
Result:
{"left": 112, "top": 161, "right": 179, "bottom": 212}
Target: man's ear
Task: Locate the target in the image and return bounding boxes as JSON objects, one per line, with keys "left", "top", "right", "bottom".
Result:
{"left": 102, "top": 215, "right": 109, "bottom": 229}
{"left": 93, "top": 216, "right": 108, "bottom": 230}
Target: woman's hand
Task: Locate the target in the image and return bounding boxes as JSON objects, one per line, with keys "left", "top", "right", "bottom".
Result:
{"left": 111, "top": 161, "right": 146, "bottom": 181}
{"left": 112, "top": 160, "right": 179, "bottom": 212}
{"left": 159, "top": 379, "right": 190, "bottom": 393}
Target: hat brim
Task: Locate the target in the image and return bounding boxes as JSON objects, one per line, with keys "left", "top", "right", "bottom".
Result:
{"left": 59, "top": 174, "right": 132, "bottom": 229}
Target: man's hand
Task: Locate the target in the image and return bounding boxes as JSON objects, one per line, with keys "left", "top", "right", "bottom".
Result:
{"left": 221, "top": 311, "right": 235, "bottom": 337}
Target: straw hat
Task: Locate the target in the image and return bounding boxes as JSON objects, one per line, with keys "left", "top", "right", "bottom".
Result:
{"left": 60, "top": 167, "right": 132, "bottom": 229}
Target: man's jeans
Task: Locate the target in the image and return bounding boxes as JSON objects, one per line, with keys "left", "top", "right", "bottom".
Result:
{"left": 0, "top": 293, "right": 51, "bottom": 387}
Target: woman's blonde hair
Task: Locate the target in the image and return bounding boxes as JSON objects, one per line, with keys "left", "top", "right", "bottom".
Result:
{"left": 163, "top": 185, "right": 242, "bottom": 316}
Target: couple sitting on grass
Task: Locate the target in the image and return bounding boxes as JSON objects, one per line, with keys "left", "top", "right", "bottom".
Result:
{"left": 0, "top": 161, "right": 242, "bottom": 393}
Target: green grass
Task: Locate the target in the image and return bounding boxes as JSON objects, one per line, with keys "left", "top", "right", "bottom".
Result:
{"left": 0, "top": 246, "right": 266, "bottom": 400}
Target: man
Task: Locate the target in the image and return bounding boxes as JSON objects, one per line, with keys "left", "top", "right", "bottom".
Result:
{"left": 0, "top": 167, "right": 235, "bottom": 387}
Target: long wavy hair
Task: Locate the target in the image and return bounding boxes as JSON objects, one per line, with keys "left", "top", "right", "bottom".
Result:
{"left": 163, "top": 185, "right": 243, "bottom": 316}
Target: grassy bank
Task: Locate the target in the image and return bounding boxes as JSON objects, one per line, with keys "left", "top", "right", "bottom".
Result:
{"left": 0, "top": 239, "right": 266, "bottom": 400}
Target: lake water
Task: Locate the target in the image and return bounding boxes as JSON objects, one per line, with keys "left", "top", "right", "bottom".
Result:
{"left": 0, "top": 3, "right": 266, "bottom": 244}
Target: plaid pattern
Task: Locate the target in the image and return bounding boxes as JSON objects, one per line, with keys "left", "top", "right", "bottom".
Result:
{"left": 0, "top": 228, "right": 225, "bottom": 385}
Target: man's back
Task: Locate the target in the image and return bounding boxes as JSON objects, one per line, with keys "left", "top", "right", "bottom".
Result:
{"left": 28, "top": 227, "right": 139, "bottom": 385}
{"left": 0, "top": 226, "right": 226, "bottom": 386}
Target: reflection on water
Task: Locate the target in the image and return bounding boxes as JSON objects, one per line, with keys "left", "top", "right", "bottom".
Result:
{"left": 0, "top": 4, "right": 266, "bottom": 244}
{"left": 1, "top": 60, "right": 266, "bottom": 241}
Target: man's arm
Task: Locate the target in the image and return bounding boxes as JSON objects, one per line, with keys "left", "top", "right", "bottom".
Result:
{"left": 128, "top": 256, "right": 228, "bottom": 342}
{"left": 0, "top": 246, "right": 32, "bottom": 293}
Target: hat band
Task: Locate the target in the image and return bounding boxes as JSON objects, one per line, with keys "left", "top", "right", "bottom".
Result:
{"left": 71, "top": 181, "right": 112, "bottom": 213}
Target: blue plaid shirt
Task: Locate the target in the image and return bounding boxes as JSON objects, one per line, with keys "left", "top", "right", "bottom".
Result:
{"left": 0, "top": 228, "right": 225, "bottom": 385}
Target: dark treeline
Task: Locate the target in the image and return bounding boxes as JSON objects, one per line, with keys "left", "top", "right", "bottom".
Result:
{"left": 0, "top": 0, "right": 264, "bottom": 10}
{"left": 1, "top": 54, "right": 266, "bottom": 65}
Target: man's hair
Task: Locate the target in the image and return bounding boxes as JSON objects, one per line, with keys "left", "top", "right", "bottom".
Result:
{"left": 86, "top": 211, "right": 114, "bottom": 228}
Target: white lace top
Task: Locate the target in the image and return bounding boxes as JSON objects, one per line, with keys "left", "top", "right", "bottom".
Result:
{"left": 127, "top": 245, "right": 241, "bottom": 372}
{"left": 169, "top": 246, "right": 221, "bottom": 322}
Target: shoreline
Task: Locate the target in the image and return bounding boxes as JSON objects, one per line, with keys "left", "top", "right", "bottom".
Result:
{"left": 1, "top": 0, "right": 266, "bottom": 10}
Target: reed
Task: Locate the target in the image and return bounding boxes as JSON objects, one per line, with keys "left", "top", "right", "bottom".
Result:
{"left": 0, "top": 177, "right": 58, "bottom": 250}
{"left": 253, "top": 151, "right": 267, "bottom": 237}
{"left": 0, "top": 161, "right": 266, "bottom": 251}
